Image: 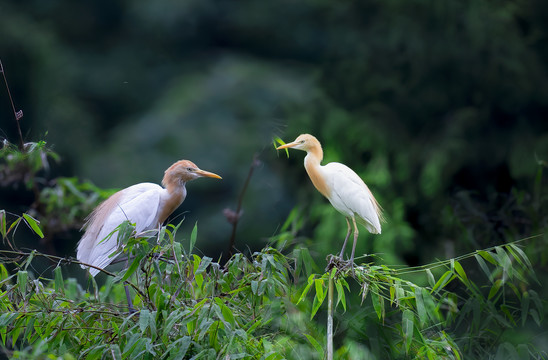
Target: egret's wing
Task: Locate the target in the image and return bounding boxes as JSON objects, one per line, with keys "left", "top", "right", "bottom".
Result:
{"left": 77, "top": 183, "right": 162, "bottom": 276}
{"left": 324, "top": 163, "right": 382, "bottom": 234}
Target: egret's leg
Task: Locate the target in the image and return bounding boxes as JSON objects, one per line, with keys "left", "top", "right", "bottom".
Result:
{"left": 339, "top": 218, "right": 352, "bottom": 258}
{"left": 124, "top": 257, "right": 136, "bottom": 314}
{"left": 125, "top": 285, "right": 135, "bottom": 313}
{"left": 349, "top": 217, "right": 359, "bottom": 265}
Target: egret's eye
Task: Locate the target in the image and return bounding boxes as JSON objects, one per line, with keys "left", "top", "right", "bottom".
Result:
{"left": 300, "top": 140, "right": 305, "bottom": 144}
{"left": 187, "top": 167, "right": 195, "bottom": 172}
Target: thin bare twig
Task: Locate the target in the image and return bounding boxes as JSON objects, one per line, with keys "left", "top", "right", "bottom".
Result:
{"left": 224, "top": 154, "right": 261, "bottom": 258}
{"left": 0, "top": 59, "right": 24, "bottom": 150}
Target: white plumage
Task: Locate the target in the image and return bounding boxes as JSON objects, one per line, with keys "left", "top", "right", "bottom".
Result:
{"left": 77, "top": 160, "right": 221, "bottom": 276}
{"left": 322, "top": 162, "right": 382, "bottom": 234}
{"left": 277, "top": 134, "right": 383, "bottom": 264}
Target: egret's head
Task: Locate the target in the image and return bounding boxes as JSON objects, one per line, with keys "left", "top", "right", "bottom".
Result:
{"left": 276, "top": 134, "right": 319, "bottom": 152}
{"left": 163, "top": 160, "right": 221, "bottom": 186}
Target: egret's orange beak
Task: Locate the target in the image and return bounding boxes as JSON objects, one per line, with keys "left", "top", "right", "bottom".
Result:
{"left": 276, "top": 142, "right": 297, "bottom": 150}
{"left": 196, "top": 169, "right": 222, "bottom": 179}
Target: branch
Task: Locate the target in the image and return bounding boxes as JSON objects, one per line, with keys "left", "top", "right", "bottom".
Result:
{"left": 0, "top": 59, "right": 24, "bottom": 150}
{"left": 224, "top": 154, "right": 261, "bottom": 258}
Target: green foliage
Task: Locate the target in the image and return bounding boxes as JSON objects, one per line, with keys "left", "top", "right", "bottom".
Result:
{"left": 0, "top": 140, "right": 59, "bottom": 189}
{"left": 38, "top": 177, "right": 117, "bottom": 234}
{"left": 0, "top": 219, "right": 544, "bottom": 359}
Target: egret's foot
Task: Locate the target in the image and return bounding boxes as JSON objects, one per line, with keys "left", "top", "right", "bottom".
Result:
{"left": 326, "top": 254, "right": 356, "bottom": 276}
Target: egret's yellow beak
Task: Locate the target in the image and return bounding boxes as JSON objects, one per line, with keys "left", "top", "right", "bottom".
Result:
{"left": 276, "top": 142, "right": 297, "bottom": 150}
{"left": 197, "top": 169, "right": 222, "bottom": 179}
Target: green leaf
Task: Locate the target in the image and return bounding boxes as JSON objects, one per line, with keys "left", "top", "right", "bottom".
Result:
{"left": 54, "top": 266, "right": 64, "bottom": 294}
{"left": 314, "top": 278, "right": 325, "bottom": 302}
{"left": 0, "top": 264, "right": 8, "bottom": 282}
{"left": 310, "top": 278, "right": 326, "bottom": 319}
{"left": 22, "top": 213, "right": 44, "bottom": 238}
{"left": 414, "top": 287, "right": 427, "bottom": 327}
{"left": 335, "top": 279, "right": 347, "bottom": 312}
{"left": 7, "top": 216, "right": 21, "bottom": 237}
{"left": 195, "top": 256, "right": 212, "bottom": 276}
{"left": 425, "top": 268, "right": 435, "bottom": 288}
{"left": 168, "top": 336, "right": 191, "bottom": 359}
{"left": 402, "top": 309, "right": 414, "bottom": 353}
{"left": 304, "top": 334, "right": 323, "bottom": 356}
{"left": 273, "top": 137, "right": 290, "bottom": 157}
{"left": 432, "top": 270, "right": 455, "bottom": 292}
{"left": 215, "top": 298, "right": 236, "bottom": 327}
{"left": 23, "top": 250, "right": 35, "bottom": 270}
{"left": 478, "top": 250, "right": 497, "bottom": 265}
{"left": 251, "top": 280, "right": 259, "bottom": 295}
{"left": 488, "top": 279, "right": 503, "bottom": 300}
{"left": 189, "top": 222, "right": 198, "bottom": 254}
{"left": 371, "top": 286, "right": 384, "bottom": 320}
{"left": 23, "top": 316, "right": 35, "bottom": 343}
{"left": 121, "top": 254, "right": 144, "bottom": 281}
{"left": 453, "top": 260, "right": 468, "bottom": 284}
{"left": 297, "top": 274, "right": 316, "bottom": 304}
{"left": 17, "top": 270, "right": 28, "bottom": 294}
{"left": 474, "top": 254, "right": 493, "bottom": 283}
{"left": 139, "top": 309, "right": 151, "bottom": 333}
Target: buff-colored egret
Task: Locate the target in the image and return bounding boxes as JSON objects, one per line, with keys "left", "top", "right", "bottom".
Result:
{"left": 277, "top": 134, "right": 383, "bottom": 265}
{"left": 77, "top": 160, "right": 221, "bottom": 276}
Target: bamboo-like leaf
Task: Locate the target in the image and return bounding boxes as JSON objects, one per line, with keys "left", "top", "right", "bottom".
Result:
{"left": 22, "top": 213, "right": 44, "bottom": 238}
{"left": 371, "top": 287, "right": 384, "bottom": 320}
{"left": 310, "top": 279, "right": 326, "bottom": 319}
{"left": 474, "top": 254, "right": 493, "bottom": 283}
{"left": 54, "top": 266, "right": 64, "bottom": 294}
{"left": 297, "top": 274, "right": 316, "bottom": 304}
{"left": 304, "top": 334, "right": 323, "bottom": 356}
{"left": 189, "top": 222, "right": 198, "bottom": 254}
{"left": 168, "top": 336, "right": 191, "bottom": 359}
{"left": 414, "top": 287, "right": 427, "bottom": 327}
{"left": 121, "top": 254, "right": 144, "bottom": 281}
{"left": 215, "top": 298, "right": 236, "bottom": 327}
{"left": 425, "top": 268, "right": 435, "bottom": 288}
{"left": 453, "top": 261, "right": 468, "bottom": 284}
{"left": 273, "top": 137, "right": 290, "bottom": 158}
{"left": 110, "top": 344, "right": 122, "bottom": 360}
{"left": 432, "top": 270, "right": 455, "bottom": 292}
{"left": 478, "top": 250, "right": 497, "bottom": 265}
{"left": 495, "top": 247, "right": 513, "bottom": 281}
{"left": 500, "top": 304, "right": 517, "bottom": 326}
{"left": 335, "top": 279, "right": 347, "bottom": 312}
{"left": 314, "top": 278, "right": 325, "bottom": 303}
{"left": 488, "top": 279, "right": 502, "bottom": 300}
{"left": 402, "top": 309, "right": 414, "bottom": 353}
{"left": 139, "top": 309, "right": 151, "bottom": 333}
{"left": 7, "top": 216, "right": 21, "bottom": 237}
{"left": 251, "top": 280, "right": 259, "bottom": 295}
{"left": 421, "top": 288, "right": 440, "bottom": 323}
{"left": 389, "top": 284, "right": 396, "bottom": 306}
{"left": 0, "top": 264, "right": 8, "bottom": 283}
{"left": 195, "top": 256, "right": 212, "bottom": 276}
{"left": 23, "top": 317, "right": 35, "bottom": 343}
{"left": 17, "top": 270, "right": 28, "bottom": 294}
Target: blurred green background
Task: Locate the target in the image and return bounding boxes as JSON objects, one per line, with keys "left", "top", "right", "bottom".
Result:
{"left": 1, "top": 0, "right": 547, "bottom": 271}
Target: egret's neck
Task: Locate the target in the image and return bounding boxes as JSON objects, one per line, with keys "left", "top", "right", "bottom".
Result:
{"left": 304, "top": 144, "right": 330, "bottom": 198}
{"left": 158, "top": 181, "right": 187, "bottom": 224}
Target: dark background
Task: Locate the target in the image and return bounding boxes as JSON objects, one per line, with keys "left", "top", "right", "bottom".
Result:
{"left": 1, "top": 0, "right": 547, "bottom": 277}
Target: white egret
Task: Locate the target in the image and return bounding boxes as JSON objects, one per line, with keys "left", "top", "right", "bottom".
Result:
{"left": 77, "top": 160, "right": 221, "bottom": 276}
{"left": 277, "top": 134, "right": 383, "bottom": 265}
